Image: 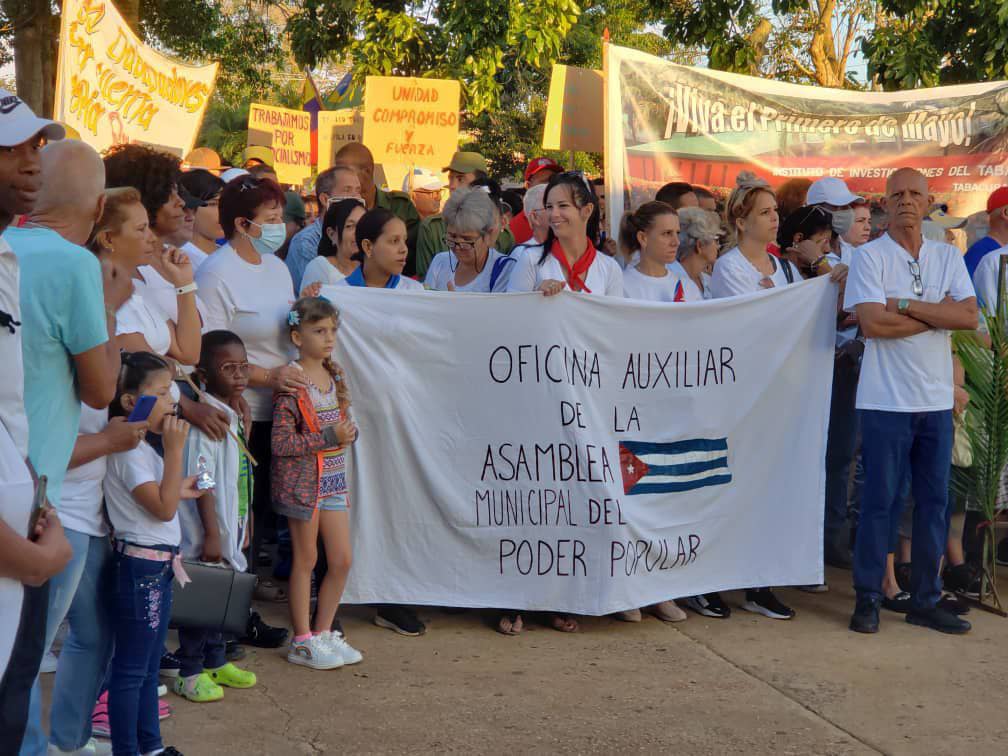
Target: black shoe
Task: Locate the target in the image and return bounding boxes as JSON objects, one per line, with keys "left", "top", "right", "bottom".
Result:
{"left": 242, "top": 611, "right": 290, "bottom": 648}
{"left": 374, "top": 605, "right": 426, "bottom": 636}
{"left": 684, "top": 592, "right": 731, "bottom": 618}
{"left": 161, "top": 749, "right": 184, "bottom": 756}
{"left": 997, "top": 536, "right": 1008, "bottom": 567}
{"left": 942, "top": 562, "right": 980, "bottom": 599}
{"left": 159, "top": 651, "right": 181, "bottom": 678}
{"left": 849, "top": 597, "right": 880, "bottom": 633}
{"left": 881, "top": 591, "right": 912, "bottom": 614}
{"left": 225, "top": 639, "right": 246, "bottom": 662}
{"left": 894, "top": 562, "right": 912, "bottom": 593}
{"left": 742, "top": 589, "right": 795, "bottom": 620}
{"left": 937, "top": 594, "right": 970, "bottom": 616}
{"left": 906, "top": 606, "right": 972, "bottom": 634}
{"left": 824, "top": 546, "right": 853, "bottom": 570}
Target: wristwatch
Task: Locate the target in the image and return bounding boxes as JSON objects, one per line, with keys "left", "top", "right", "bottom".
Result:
{"left": 897, "top": 298, "right": 910, "bottom": 314}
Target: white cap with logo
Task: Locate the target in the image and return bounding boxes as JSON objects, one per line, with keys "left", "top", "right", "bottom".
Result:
{"left": 807, "top": 176, "right": 864, "bottom": 207}
{"left": 0, "top": 90, "right": 65, "bottom": 147}
{"left": 402, "top": 167, "right": 445, "bottom": 192}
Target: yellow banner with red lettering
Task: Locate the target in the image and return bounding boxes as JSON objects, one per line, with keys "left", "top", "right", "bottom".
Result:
{"left": 362, "top": 76, "right": 460, "bottom": 169}
{"left": 53, "top": 0, "right": 219, "bottom": 156}
{"left": 247, "top": 103, "right": 313, "bottom": 185}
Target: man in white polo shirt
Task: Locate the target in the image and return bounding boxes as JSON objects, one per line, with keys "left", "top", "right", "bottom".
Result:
{"left": 844, "top": 168, "right": 978, "bottom": 635}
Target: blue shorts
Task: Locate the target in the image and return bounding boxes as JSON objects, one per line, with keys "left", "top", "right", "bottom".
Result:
{"left": 318, "top": 493, "right": 348, "bottom": 512}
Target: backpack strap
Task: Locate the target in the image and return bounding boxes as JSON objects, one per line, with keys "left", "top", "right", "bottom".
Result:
{"left": 776, "top": 254, "right": 795, "bottom": 285}
{"left": 489, "top": 255, "right": 517, "bottom": 291}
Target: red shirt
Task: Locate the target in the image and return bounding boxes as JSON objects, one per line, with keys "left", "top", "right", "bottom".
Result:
{"left": 509, "top": 211, "right": 533, "bottom": 246}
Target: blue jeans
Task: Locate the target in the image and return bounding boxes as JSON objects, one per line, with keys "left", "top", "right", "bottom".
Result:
{"left": 19, "top": 529, "right": 113, "bottom": 755}
{"left": 824, "top": 354, "right": 860, "bottom": 553}
{"left": 108, "top": 550, "right": 173, "bottom": 756}
{"left": 853, "top": 410, "right": 953, "bottom": 610}
{"left": 176, "top": 628, "right": 226, "bottom": 678}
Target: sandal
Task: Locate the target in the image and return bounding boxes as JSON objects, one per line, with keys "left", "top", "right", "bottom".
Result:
{"left": 253, "top": 579, "right": 288, "bottom": 602}
{"left": 496, "top": 612, "right": 524, "bottom": 635}
{"left": 550, "top": 614, "right": 579, "bottom": 633}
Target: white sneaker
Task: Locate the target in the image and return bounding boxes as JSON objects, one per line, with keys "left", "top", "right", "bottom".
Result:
{"left": 40, "top": 650, "right": 58, "bottom": 674}
{"left": 157, "top": 683, "right": 167, "bottom": 697}
{"left": 47, "top": 738, "right": 112, "bottom": 755}
{"left": 323, "top": 631, "right": 363, "bottom": 665}
{"left": 286, "top": 635, "right": 343, "bottom": 670}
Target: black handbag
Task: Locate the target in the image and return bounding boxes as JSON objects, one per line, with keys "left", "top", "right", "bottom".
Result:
{"left": 169, "top": 561, "right": 257, "bottom": 635}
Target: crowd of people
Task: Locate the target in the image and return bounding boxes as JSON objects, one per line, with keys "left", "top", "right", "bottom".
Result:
{"left": 0, "top": 88, "right": 1003, "bottom": 756}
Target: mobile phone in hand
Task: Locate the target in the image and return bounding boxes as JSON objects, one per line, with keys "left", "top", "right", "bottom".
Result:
{"left": 27, "top": 474, "right": 48, "bottom": 539}
{"left": 128, "top": 395, "right": 157, "bottom": 423}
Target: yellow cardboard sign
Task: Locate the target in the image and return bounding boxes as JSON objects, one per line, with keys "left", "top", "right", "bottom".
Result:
{"left": 247, "top": 103, "right": 313, "bottom": 185}
{"left": 542, "top": 65, "right": 603, "bottom": 152}
{"left": 318, "top": 108, "right": 364, "bottom": 172}
{"left": 53, "top": 0, "right": 219, "bottom": 156}
{"left": 362, "top": 76, "right": 460, "bottom": 168}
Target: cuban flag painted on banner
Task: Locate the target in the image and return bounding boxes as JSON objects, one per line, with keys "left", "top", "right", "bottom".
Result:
{"left": 618, "top": 439, "right": 732, "bottom": 495}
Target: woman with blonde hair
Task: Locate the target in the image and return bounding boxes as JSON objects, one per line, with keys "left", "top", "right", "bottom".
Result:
{"left": 710, "top": 173, "right": 802, "bottom": 299}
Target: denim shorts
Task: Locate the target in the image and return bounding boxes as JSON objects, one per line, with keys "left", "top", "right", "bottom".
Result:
{"left": 318, "top": 493, "right": 348, "bottom": 512}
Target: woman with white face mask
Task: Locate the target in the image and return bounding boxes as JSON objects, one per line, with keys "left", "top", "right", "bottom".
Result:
{"left": 196, "top": 175, "right": 316, "bottom": 583}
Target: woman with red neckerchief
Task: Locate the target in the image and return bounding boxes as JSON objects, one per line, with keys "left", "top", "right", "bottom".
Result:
{"left": 506, "top": 172, "right": 624, "bottom": 298}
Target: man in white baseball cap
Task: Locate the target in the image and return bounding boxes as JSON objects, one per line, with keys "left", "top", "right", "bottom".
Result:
{"left": 0, "top": 88, "right": 72, "bottom": 756}
{"left": 806, "top": 175, "right": 868, "bottom": 577}
{"left": 402, "top": 167, "right": 446, "bottom": 220}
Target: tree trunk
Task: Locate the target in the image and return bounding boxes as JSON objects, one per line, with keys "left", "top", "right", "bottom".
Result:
{"left": 808, "top": 0, "right": 845, "bottom": 87}
{"left": 5, "top": 0, "right": 57, "bottom": 116}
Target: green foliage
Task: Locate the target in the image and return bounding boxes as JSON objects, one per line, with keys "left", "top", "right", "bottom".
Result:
{"left": 285, "top": 0, "right": 582, "bottom": 115}
{"left": 138, "top": 1, "right": 286, "bottom": 100}
{"left": 863, "top": 1, "right": 1008, "bottom": 89}
{"left": 952, "top": 275, "right": 1008, "bottom": 607}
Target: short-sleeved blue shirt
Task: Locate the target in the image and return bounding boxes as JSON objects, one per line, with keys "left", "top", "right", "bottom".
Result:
{"left": 5, "top": 226, "right": 107, "bottom": 504}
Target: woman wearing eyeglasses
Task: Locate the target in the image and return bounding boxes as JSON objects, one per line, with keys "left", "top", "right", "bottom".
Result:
{"left": 299, "top": 198, "right": 365, "bottom": 294}
{"left": 506, "top": 172, "right": 623, "bottom": 298}
{"left": 424, "top": 187, "right": 515, "bottom": 292}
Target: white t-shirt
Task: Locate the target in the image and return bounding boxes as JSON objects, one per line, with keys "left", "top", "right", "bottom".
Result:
{"left": 667, "top": 261, "right": 710, "bottom": 302}
{"left": 134, "top": 264, "right": 179, "bottom": 323}
{"left": 0, "top": 237, "right": 28, "bottom": 458}
{"left": 843, "top": 233, "right": 976, "bottom": 412}
{"left": 178, "top": 394, "right": 246, "bottom": 570}
{"left": 710, "top": 246, "right": 801, "bottom": 298}
{"left": 506, "top": 244, "right": 624, "bottom": 297}
{"left": 300, "top": 255, "right": 347, "bottom": 294}
{"left": 622, "top": 264, "right": 681, "bottom": 302}
{"left": 117, "top": 291, "right": 171, "bottom": 356}
{"left": 58, "top": 404, "right": 111, "bottom": 537}
{"left": 0, "top": 420, "right": 33, "bottom": 680}
{"left": 971, "top": 244, "right": 1008, "bottom": 313}
{"left": 105, "top": 440, "right": 181, "bottom": 547}
{"left": 424, "top": 248, "right": 513, "bottom": 292}
{"left": 196, "top": 244, "right": 296, "bottom": 421}
{"left": 332, "top": 275, "right": 424, "bottom": 291}
{"left": 180, "top": 242, "right": 210, "bottom": 272}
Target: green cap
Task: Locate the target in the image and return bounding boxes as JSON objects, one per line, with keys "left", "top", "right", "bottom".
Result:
{"left": 283, "top": 191, "right": 306, "bottom": 223}
{"left": 242, "top": 145, "right": 275, "bottom": 168}
{"left": 443, "top": 150, "right": 487, "bottom": 174}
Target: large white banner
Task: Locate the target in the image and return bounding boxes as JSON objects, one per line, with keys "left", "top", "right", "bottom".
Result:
{"left": 324, "top": 279, "right": 837, "bottom": 615}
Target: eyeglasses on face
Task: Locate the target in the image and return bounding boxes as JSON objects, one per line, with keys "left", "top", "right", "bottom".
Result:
{"left": 446, "top": 236, "right": 481, "bottom": 252}
{"left": 218, "top": 361, "right": 251, "bottom": 377}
